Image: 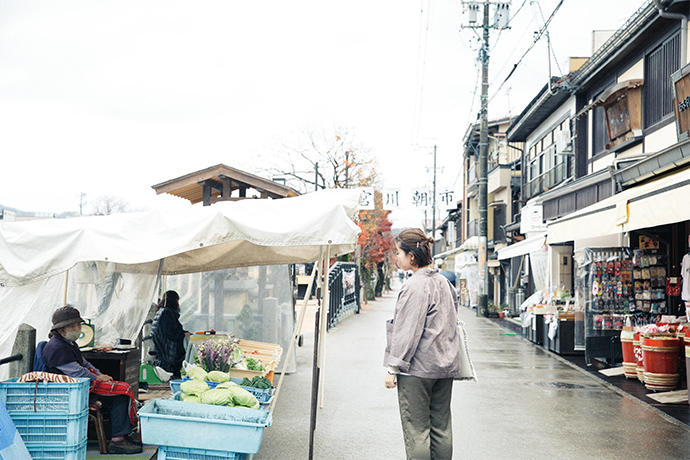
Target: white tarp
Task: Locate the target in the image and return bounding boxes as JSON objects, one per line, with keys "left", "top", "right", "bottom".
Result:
{"left": 0, "top": 189, "right": 361, "bottom": 379}
{"left": 496, "top": 232, "right": 547, "bottom": 260}
{"left": 0, "top": 189, "right": 361, "bottom": 287}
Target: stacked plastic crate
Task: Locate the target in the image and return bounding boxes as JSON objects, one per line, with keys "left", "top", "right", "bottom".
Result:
{"left": 0, "top": 378, "right": 89, "bottom": 460}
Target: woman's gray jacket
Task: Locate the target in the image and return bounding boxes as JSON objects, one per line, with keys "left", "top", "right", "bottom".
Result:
{"left": 384, "top": 268, "right": 462, "bottom": 379}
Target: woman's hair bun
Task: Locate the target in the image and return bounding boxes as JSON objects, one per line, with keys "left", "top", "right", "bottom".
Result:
{"left": 427, "top": 236, "right": 435, "bottom": 245}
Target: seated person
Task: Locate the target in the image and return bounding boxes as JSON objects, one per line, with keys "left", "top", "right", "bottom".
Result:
{"left": 42, "top": 306, "right": 142, "bottom": 455}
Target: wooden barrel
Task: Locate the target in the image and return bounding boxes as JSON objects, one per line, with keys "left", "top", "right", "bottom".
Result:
{"left": 633, "top": 333, "right": 644, "bottom": 382}
{"left": 620, "top": 328, "right": 636, "bottom": 379}
{"left": 642, "top": 336, "right": 681, "bottom": 391}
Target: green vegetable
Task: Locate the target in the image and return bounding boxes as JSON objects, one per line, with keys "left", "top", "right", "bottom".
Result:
{"left": 200, "top": 388, "right": 234, "bottom": 406}
{"left": 238, "top": 376, "right": 272, "bottom": 389}
{"left": 186, "top": 366, "right": 208, "bottom": 381}
{"left": 251, "top": 376, "right": 273, "bottom": 389}
{"left": 216, "top": 382, "right": 240, "bottom": 389}
{"left": 180, "top": 393, "right": 201, "bottom": 404}
{"left": 207, "top": 371, "right": 230, "bottom": 383}
{"left": 246, "top": 358, "right": 266, "bottom": 372}
{"left": 224, "top": 386, "right": 259, "bottom": 409}
{"left": 180, "top": 379, "right": 209, "bottom": 396}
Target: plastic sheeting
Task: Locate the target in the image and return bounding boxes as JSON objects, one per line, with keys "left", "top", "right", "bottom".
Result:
{"left": 0, "top": 265, "right": 159, "bottom": 380}
{"left": 167, "top": 265, "right": 297, "bottom": 373}
{"left": 0, "top": 189, "right": 361, "bottom": 380}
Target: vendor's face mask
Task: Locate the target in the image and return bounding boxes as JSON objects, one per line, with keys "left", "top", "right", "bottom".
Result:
{"left": 64, "top": 329, "right": 81, "bottom": 342}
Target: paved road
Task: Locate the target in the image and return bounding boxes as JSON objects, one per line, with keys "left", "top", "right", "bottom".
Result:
{"left": 255, "top": 283, "right": 690, "bottom": 460}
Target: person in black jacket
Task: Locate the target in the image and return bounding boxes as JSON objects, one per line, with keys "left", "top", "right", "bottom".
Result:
{"left": 150, "top": 290, "right": 191, "bottom": 379}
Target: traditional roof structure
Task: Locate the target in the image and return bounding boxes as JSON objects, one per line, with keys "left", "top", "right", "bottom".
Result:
{"left": 151, "top": 164, "right": 300, "bottom": 205}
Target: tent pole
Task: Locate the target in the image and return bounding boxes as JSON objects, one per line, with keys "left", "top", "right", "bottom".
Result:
{"left": 63, "top": 270, "right": 69, "bottom": 306}
{"left": 308, "top": 248, "right": 325, "bottom": 460}
{"left": 269, "top": 264, "right": 318, "bottom": 412}
{"left": 318, "top": 243, "right": 330, "bottom": 408}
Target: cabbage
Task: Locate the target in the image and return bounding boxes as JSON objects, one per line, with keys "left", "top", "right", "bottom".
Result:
{"left": 186, "top": 366, "right": 208, "bottom": 381}
{"left": 216, "top": 382, "right": 240, "bottom": 389}
{"left": 200, "top": 388, "right": 234, "bottom": 406}
{"left": 207, "top": 371, "right": 230, "bottom": 383}
{"left": 180, "top": 393, "right": 201, "bottom": 404}
{"left": 180, "top": 379, "right": 209, "bottom": 396}
{"left": 225, "top": 386, "right": 260, "bottom": 409}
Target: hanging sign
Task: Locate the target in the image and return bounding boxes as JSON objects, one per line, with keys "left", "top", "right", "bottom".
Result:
{"left": 358, "top": 188, "right": 375, "bottom": 210}
{"left": 672, "top": 63, "right": 690, "bottom": 140}
{"left": 411, "top": 188, "right": 431, "bottom": 209}
{"left": 382, "top": 188, "right": 400, "bottom": 210}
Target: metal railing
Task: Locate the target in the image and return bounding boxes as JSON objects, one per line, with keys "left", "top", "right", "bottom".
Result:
{"left": 524, "top": 161, "right": 569, "bottom": 200}
{"left": 327, "top": 262, "right": 360, "bottom": 330}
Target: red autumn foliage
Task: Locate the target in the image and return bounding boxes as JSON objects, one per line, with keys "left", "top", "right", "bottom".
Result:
{"left": 358, "top": 190, "right": 394, "bottom": 270}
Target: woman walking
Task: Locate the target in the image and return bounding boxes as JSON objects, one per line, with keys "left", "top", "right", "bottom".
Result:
{"left": 384, "top": 228, "right": 463, "bottom": 460}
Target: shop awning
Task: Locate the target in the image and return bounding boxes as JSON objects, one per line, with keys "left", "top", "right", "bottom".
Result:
{"left": 434, "top": 245, "right": 468, "bottom": 261}
{"left": 460, "top": 236, "right": 479, "bottom": 251}
{"left": 547, "top": 166, "right": 690, "bottom": 244}
{"left": 497, "top": 233, "right": 547, "bottom": 260}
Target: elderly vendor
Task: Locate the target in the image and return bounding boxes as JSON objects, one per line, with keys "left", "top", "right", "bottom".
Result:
{"left": 42, "top": 306, "right": 142, "bottom": 455}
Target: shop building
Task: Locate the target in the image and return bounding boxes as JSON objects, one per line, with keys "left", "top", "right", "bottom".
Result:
{"left": 501, "top": 1, "right": 690, "bottom": 371}
{"left": 437, "top": 117, "right": 521, "bottom": 310}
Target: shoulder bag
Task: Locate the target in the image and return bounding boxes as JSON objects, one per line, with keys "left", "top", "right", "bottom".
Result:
{"left": 455, "top": 319, "right": 477, "bottom": 381}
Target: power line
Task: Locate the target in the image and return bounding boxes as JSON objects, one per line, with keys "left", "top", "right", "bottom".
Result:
{"left": 412, "top": 0, "right": 435, "bottom": 146}
{"left": 488, "top": 0, "right": 565, "bottom": 103}
{"left": 532, "top": 0, "right": 566, "bottom": 83}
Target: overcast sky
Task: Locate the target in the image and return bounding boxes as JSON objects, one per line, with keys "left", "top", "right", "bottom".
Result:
{"left": 0, "top": 0, "right": 644, "bottom": 224}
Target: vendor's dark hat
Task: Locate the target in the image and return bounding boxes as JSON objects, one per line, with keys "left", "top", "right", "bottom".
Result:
{"left": 51, "top": 306, "right": 84, "bottom": 331}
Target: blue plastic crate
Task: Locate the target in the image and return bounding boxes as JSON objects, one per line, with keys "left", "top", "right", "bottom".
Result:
{"left": 158, "top": 445, "right": 244, "bottom": 460}
{"left": 24, "top": 439, "right": 87, "bottom": 460}
{"left": 139, "top": 399, "right": 271, "bottom": 454}
{"left": 0, "top": 378, "right": 89, "bottom": 414}
{"left": 173, "top": 379, "right": 273, "bottom": 403}
{"left": 10, "top": 408, "right": 88, "bottom": 446}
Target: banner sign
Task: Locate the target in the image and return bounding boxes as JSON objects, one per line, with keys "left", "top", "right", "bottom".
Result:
{"left": 358, "top": 187, "right": 375, "bottom": 210}
{"left": 382, "top": 189, "right": 400, "bottom": 210}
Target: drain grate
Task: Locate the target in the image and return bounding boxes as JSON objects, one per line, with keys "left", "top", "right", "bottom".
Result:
{"left": 532, "top": 381, "right": 586, "bottom": 389}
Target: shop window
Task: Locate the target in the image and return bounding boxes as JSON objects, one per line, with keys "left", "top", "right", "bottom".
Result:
{"left": 592, "top": 105, "right": 609, "bottom": 156}
{"left": 644, "top": 31, "right": 680, "bottom": 128}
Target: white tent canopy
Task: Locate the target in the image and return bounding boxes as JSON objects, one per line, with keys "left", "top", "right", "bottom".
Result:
{"left": 0, "top": 189, "right": 361, "bottom": 287}
{"left": 0, "top": 189, "right": 361, "bottom": 379}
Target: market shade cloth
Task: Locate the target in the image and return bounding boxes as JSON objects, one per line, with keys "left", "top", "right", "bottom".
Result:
{"left": 497, "top": 232, "right": 547, "bottom": 260}
{"left": 0, "top": 189, "right": 362, "bottom": 287}
{"left": 547, "top": 166, "right": 690, "bottom": 244}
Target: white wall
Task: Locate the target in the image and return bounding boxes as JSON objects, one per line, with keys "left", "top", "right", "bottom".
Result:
{"left": 524, "top": 96, "right": 577, "bottom": 151}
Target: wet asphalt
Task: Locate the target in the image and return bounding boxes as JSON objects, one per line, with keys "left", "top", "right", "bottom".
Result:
{"left": 254, "top": 281, "right": 690, "bottom": 460}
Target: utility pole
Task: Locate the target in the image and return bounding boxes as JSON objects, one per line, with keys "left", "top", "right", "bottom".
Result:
{"left": 478, "top": 2, "right": 489, "bottom": 318}
{"left": 462, "top": 1, "right": 510, "bottom": 317}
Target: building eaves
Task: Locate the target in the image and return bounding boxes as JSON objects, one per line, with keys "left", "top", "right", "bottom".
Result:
{"left": 506, "top": 78, "right": 570, "bottom": 142}
{"left": 569, "top": 1, "right": 663, "bottom": 92}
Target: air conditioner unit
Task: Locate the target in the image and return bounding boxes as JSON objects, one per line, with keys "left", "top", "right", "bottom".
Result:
{"left": 555, "top": 128, "right": 572, "bottom": 154}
